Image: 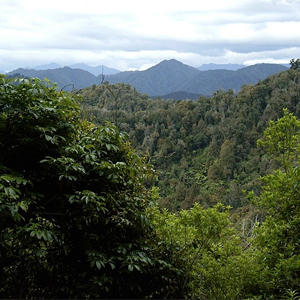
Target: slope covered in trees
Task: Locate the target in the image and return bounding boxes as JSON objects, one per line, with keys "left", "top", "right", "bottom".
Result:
{"left": 0, "top": 76, "right": 182, "bottom": 298}
{"left": 80, "top": 68, "right": 300, "bottom": 212}
{"left": 7, "top": 67, "right": 102, "bottom": 91}
{"left": 2, "top": 68, "right": 300, "bottom": 299}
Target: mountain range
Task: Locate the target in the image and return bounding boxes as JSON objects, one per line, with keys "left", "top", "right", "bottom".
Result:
{"left": 6, "top": 59, "right": 288, "bottom": 97}
{"left": 106, "top": 59, "right": 288, "bottom": 96}
{"left": 32, "top": 63, "right": 120, "bottom": 76}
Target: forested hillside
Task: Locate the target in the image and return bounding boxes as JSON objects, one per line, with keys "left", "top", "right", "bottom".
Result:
{"left": 2, "top": 68, "right": 300, "bottom": 299}
{"left": 80, "top": 68, "right": 300, "bottom": 211}
{"left": 8, "top": 67, "right": 103, "bottom": 91}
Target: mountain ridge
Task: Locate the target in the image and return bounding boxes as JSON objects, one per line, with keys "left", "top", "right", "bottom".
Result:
{"left": 8, "top": 67, "right": 101, "bottom": 91}
{"left": 197, "top": 63, "right": 244, "bottom": 71}
{"left": 106, "top": 59, "right": 288, "bottom": 96}
{"left": 6, "top": 59, "right": 288, "bottom": 96}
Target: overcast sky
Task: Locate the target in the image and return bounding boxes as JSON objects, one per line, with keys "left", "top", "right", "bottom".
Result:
{"left": 1, "top": 0, "right": 300, "bottom": 72}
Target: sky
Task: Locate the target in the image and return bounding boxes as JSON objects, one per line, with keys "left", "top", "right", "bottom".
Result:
{"left": 1, "top": 0, "right": 300, "bottom": 72}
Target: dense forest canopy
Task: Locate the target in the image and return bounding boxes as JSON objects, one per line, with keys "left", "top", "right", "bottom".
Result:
{"left": 1, "top": 64, "right": 300, "bottom": 299}
{"left": 0, "top": 76, "right": 178, "bottom": 298}
{"left": 80, "top": 68, "right": 300, "bottom": 212}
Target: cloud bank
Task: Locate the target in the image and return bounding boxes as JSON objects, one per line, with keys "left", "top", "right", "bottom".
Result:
{"left": 0, "top": 0, "right": 299, "bottom": 71}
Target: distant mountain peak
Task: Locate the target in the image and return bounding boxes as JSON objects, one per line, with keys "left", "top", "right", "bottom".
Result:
{"left": 34, "top": 63, "right": 61, "bottom": 70}
{"left": 149, "top": 59, "right": 199, "bottom": 73}
{"left": 162, "top": 58, "right": 182, "bottom": 64}
{"left": 68, "top": 63, "right": 120, "bottom": 76}
{"left": 157, "top": 59, "right": 191, "bottom": 67}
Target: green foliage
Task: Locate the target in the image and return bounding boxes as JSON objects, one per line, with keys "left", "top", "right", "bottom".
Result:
{"left": 79, "top": 69, "right": 300, "bottom": 210}
{"left": 251, "top": 111, "right": 300, "bottom": 298}
{"left": 148, "top": 203, "right": 261, "bottom": 299}
{"left": 79, "top": 70, "right": 300, "bottom": 298}
{"left": 0, "top": 76, "right": 168, "bottom": 298}
{"left": 257, "top": 108, "right": 300, "bottom": 170}
{"left": 3, "top": 67, "right": 300, "bottom": 299}
{"left": 290, "top": 59, "right": 300, "bottom": 70}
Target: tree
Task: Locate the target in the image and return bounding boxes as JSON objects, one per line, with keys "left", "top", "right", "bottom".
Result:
{"left": 251, "top": 110, "right": 300, "bottom": 298}
{"left": 0, "top": 76, "right": 168, "bottom": 298}
{"left": 257, "top": 109, "right": 300, "bottom": 171}
{"left": 290, "top": 58, "right": 300, "bottom": 70}
{"left": 148, "top": 203, "right": 260, "bottom": 299}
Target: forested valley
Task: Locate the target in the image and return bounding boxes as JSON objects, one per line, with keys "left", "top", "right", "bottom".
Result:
{"left": 1, "top": 63, "right": 300, "bottom": 299}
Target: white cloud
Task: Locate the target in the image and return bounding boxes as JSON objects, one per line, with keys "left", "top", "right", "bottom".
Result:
{"left": 0, "top": 0, "right": 299, "bottom": 71}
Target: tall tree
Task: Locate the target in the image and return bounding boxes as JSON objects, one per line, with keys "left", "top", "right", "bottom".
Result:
{"left": 252, "top": 110, "right": 300, "bottom": 298}
{"left": 290, "top": 58, "right": 300, "bottom": 70}
{"left": 0, "top": 76, "right": 173, "bottom": 298}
